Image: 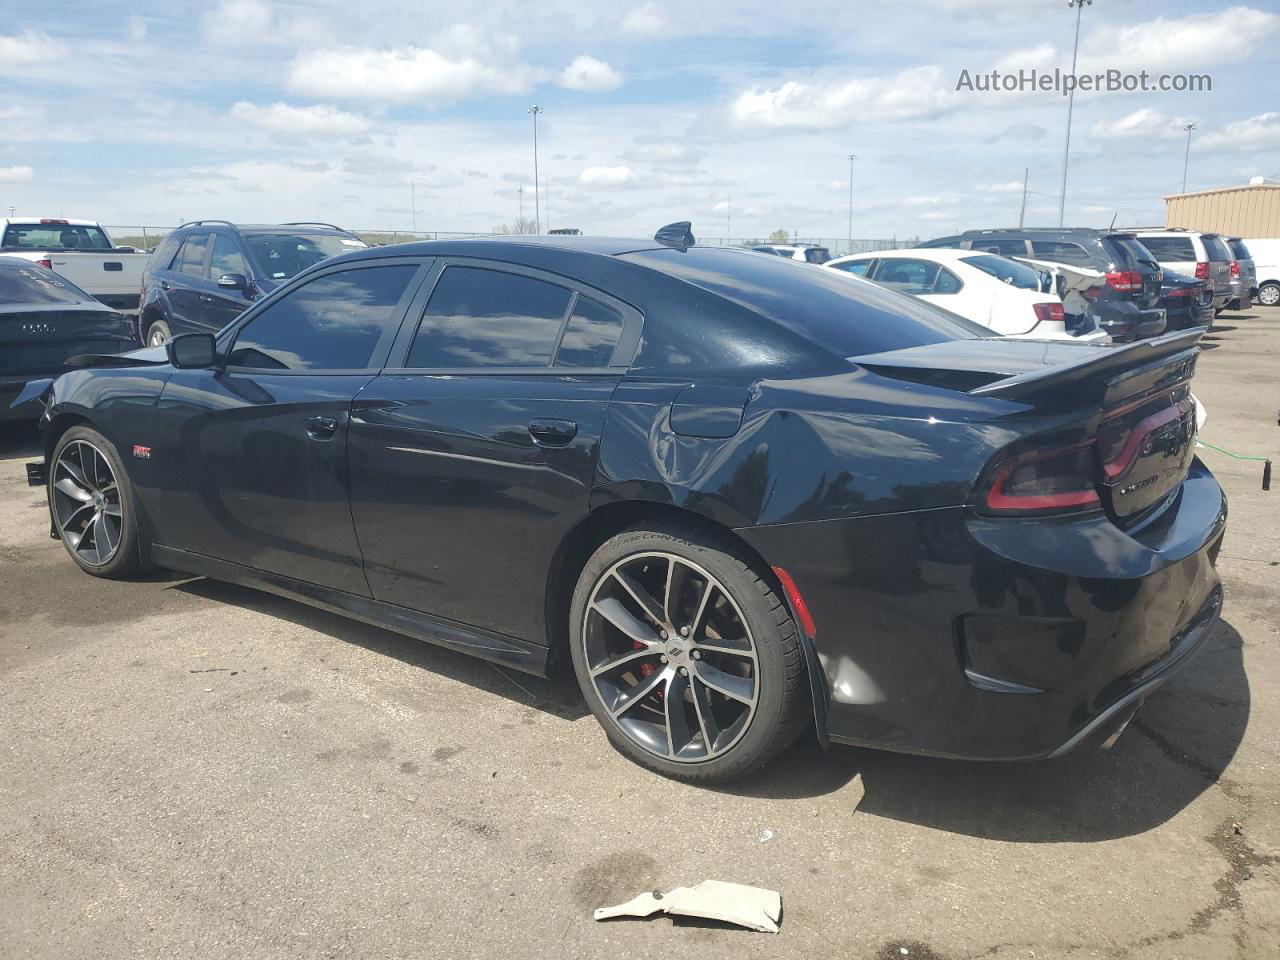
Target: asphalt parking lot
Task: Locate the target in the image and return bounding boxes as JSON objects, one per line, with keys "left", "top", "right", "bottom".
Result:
{"left": 1, "top": 313, "right": 1278, "bottom": 960}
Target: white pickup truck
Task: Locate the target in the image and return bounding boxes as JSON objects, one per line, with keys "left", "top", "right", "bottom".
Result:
{"left": 0, "top": 218, "right": 149, "bottom": 311}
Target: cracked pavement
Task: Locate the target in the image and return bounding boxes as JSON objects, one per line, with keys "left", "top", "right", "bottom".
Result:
{"left": 1, "top": 310, "right": 1278, "bottom": 959}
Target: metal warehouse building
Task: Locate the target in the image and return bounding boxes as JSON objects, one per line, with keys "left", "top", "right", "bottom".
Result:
{"left": 1164, "top": 178, "right": 1280, "bottom": 238}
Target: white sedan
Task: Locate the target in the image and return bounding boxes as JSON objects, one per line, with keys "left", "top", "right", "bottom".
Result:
{"left": 824, "top": 248, "right": 1107, "bottom": 341}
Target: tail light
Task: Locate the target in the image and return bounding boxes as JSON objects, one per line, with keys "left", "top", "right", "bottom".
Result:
{"left": 1194, "top": 261, "right": 1209, "bottom": 280}
{"left": 1230, "top": 261, "right": 1241, "bottom": 278}
{"left": 1032, "top": 302, "right": 1065, "bottom": 326}
{"left": 983, "top": 442, "right": 1100, "bottom": 514}
{"left": 1105, "top": 270, "right": 1143, "bottom": 292}
{"left": 36, "top": 258, "right": 53, "bottom": 269}
{"left": 1098, "top": 398, "right": 1195, "bottom": 480}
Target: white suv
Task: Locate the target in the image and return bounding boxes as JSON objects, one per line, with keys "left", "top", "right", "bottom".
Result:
{"left": 748, "top": 243, "right": 832, "bottom": 264}
{"left": 1131, "top": 229, "right": 1235, "bottom": 312}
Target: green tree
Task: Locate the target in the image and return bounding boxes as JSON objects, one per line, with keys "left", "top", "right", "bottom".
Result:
{"left": 767, "top": 228, "right": 790, "bottom": 243}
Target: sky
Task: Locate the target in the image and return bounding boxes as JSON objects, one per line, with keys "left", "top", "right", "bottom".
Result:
{"left": 2, "top": 0, "right": 1279, "bottom": 243}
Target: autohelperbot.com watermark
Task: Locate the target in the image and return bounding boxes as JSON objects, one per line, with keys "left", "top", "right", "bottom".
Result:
{"left": 956, "top": 68, "right": 1212, "bottom": 96}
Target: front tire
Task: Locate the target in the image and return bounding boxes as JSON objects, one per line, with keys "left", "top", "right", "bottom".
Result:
{"left": 145, "top": 318, "right": 172, "bottom": 346}
{"left": 1259, "top": 282, "right": 1280, "bottom": 308}
{"left": 569, "top": 523, "right": 806, "bottom": 784}
{"left": 49, "top": 426, "right": 143, "bottom": 579}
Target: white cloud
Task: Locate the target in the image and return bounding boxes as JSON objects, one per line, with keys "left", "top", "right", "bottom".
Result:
{"left": 903, "top": 195, "right": 943, "bottom": 207}
{"left": 729, "top": 66, "right": 953, "bottom": 130}
{"left": 0, "top": 165, "right": 34, "bottom": 183}
{"left": 1089, "top": 108, "right": 1182, "bottom": 140}
{"left": 230, "top": 101, "right": 370, "bottom": 135}
{"left": 1197, "top": 112, "right": 1280, "bottom": 152}
{"left": 287, "top": 44, "right": 533, "bottom": 104}
{"left": 622, "top": 3, "right": 670, "bottom": 37}
{"left": 976, "top": 180, "right": 1024, "bottom": 194}
{"left": 578, "top": 165, "right": 636, "bottom": 187}
{"left": 200, "top": 0, "right": 324, "bottom": 46}
{"left": 557, "top": 55, "right": 622, "bottom": 92}
{"left": 0, "top": 30, "right": 65, "bottom": 69}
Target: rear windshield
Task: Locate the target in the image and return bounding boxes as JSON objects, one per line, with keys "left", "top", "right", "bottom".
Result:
{"left": 960, "top": 254, "right": 1041, "bottom": 290}
{"left": 624, "top": 247, "right": 985, "bottom": 357}
{"left": 0, "top": 260, "right": 96, "bottom": 304}
{"left": 245, "top": 232, "right": 368, "bottom": 280}
{"left": 1228, "top": 239, "right": 1251, "bottom": 259}
{"left": 1, "top": 223, "right": 113, "bottom": 251}
{"left": 1104, "top": 236, "right": 1157, "bottom": 268}
{"left": 1203, "top": 235, "right": 1233, "bottom": 261}
{"left": 1133, "top": 235, "right": 1194, "bottom": 262}
{"left": 804, "top": 247, "right": 831, "bottom": 264}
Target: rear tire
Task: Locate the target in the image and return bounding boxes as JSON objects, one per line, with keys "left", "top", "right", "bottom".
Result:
{"left": 1259, "top": 282, "right": 1280, "bottom": 308}
{"left": 145, "top": 318, "right": 172, "bottom": 346}
{"left": 569, "top": 522, "right": 807, "bottom": 784}
{"left": 49, "top": 426, "right": 143, "bottom": 579}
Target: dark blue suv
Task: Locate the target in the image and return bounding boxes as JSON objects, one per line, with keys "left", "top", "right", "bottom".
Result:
{"left": 139, "top": 221, "right": 367, "bottom": 345}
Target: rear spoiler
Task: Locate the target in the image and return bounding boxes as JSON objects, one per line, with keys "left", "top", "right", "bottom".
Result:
{"left": 969, "top": 328, "right": 1205, "bottom": 403}
{"left": 9, "top": 378, "right": 53, "bottom": 411}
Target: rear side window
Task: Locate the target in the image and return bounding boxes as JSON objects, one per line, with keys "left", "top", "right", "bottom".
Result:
{"left": 556, "top": 296, "right": 624, "bottom": 367}
{"left": 875, "top": 258, "right": 939, "bottom": 295}
{"left": 829, "top": 259, "right": 873, "bottom": 277}
{"left": 1030, "top": 240, "right": 1093, "bottom": 267}
{"left": 147, "top": 232, "right": 182, "bottom": 270}
{"left": 1133, "top": 236, "right": 1194, "bottom": 262}
{"left": 407, "top": 266, "right": 572, "bottom": 368}
{"left": 973, "top": 237, "right": 1029, "bottom": 256}
{"left": 229, "top": 264, "right": 417, "bottom": 370}
{"left": 174, "top": 233, "right": 211, "bottom": 277}
{"left": 961, "top": 254, "right": 1041, "bottom": 290}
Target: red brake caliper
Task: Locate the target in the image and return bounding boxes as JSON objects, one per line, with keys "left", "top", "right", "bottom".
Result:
{"left": 633, "top": 640, "right": 663, "bottom": 699}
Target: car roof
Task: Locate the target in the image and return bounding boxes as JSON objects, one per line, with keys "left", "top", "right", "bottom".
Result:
{"left": 831, "top": 248, "right": 977, "bottom": 263}
{"left": 1, "top": 217, "right": 100, "bottom": 227}
{"left": 325, "top": 235, "right": 670, "bottom": 262}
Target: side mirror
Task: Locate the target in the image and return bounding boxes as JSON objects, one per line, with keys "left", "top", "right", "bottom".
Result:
{"left": 166, "top": 333, "right": 218, "bottom": 369}
{"left": 217, "top": 272, "right": 250, "bottom": 291}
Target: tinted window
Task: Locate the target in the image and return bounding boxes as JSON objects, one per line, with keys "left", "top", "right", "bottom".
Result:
{"left": 245, "top": 232, "right": 367, "bottom": 281}
{"left": 1136, "top": 236, "right": 1195, "bottom": 261}
{"left": 1202, "top": 235, "right": 1232, "bottom": 261}
{"left": 1229, "top": 239, "right": 1251, "bottom": 259}
{"left": 961, "top": 254, "right": 1041, "bottom": 290}
{"left": 148, "top": 232, "right": 181, "bottom": 271}
{"left": 0, "top": 261, "right": 95, "bottom": 305}
{"left": 229, "top": 264, "right": 417, "bottom": 370}
{"left": 556, "top": 296, "right": 625, "bottom": 367}
{"left": 1107, "top": 236, "right": 1158, "bottom": 267}
{"left": 622, "top": 247, "right": 984, "bottom": 358}
{"left": 933, "top": 267, "right": 962, "bottom": 294}
{"left": 175, "top": 233, "right": 211, "bottom": 276}
{"left": 1030, "top": 240, "right": 1094, "bottom": 267}
{"left": 407, "top": 266, "right": 572, "bottom": 368}
{"left": 830, "top": 259, "right": 873, "bottom": 277}
{"left": 0, "top": 223, "right": 112, "bottom": 250}
{"left": 210, "top": 234, "right": 248, "bottom": 277}
{"left": 972, "top": 237, "right": 1029, "bottom": 256}
{"left": 875, "top": 258, "right": 939, "bottom": 295}
{"left": 804, "top": 247, "right": 831, "bottom": 264}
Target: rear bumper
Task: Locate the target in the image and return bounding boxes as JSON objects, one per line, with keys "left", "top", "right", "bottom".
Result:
{"left": 1095, "top": 303, "right": 1167, "bottom": 342}
{"left": 738, "top": 459, "right": 1228, "bottom": 761}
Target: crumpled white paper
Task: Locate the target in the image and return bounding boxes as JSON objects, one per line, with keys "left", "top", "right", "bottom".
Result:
{"left": 593, "top": 880, "right": 782, "bottom": 933}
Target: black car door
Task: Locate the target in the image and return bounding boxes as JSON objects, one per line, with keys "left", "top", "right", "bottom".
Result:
{"left": 203, "top": 231, "right": 256, "bottom": 331}
{"left": 167, "top": 231, "right": 212, "bottom": 334}
{"left": 347, "top": 259, "right": 640, "bottom": 645}
{"left": 157, "top": 257, "right": 428, "bottom": 595}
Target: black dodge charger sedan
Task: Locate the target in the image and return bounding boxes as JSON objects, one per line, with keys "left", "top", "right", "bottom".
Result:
{"left": 15, "top": 227, "right": 1225, "bottom": 783}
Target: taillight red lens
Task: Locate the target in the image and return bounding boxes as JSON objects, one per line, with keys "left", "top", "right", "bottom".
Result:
{"left": 984, "top": 443, "right": 1100, "bottom": 514}
{"left": 36, "top": 258, "right": 53, "bottom": 269}
{"left": 1032, "top": 302, "right": 1065, "bottom": 326}
{"left": 1166, "top": 287, "right": 1195, "bottom": 298}
{"left": 1105, "top": 270, "right": 1143, "bottom": 292}
{"left": 1194, "top": 261, "right": 1209, "bottom": 280}
{"left": 1230, "top": 260, "right": 1240, "bottom": 278}
{"left": 1099, "top": 398, "right": 1195, "bottom": 480}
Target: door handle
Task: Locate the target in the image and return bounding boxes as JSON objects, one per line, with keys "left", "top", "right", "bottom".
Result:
{"left": 305, "top": 416, "right": 338, "bottom": 440}
{"left": 528, "top": 418, "right": 577, "bottom": 446}
{"left": 198, "top": 294, "right": 213, "bottom": 302}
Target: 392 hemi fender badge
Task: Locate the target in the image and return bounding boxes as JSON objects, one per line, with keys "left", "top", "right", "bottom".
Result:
{"left": 132, "top": 445, "right": 151, "bottom": 460}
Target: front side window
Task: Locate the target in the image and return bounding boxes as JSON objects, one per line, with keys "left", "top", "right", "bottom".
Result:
{"left": 407, "top": 266, "right": 572, "bottom": 368}
{"left": 228, "top": 264, "right": 417, "bottom": 370}
{"left": 556, "top": 296, "right": 625, "bottom": 367}
{"left": 875, "top": 258, "right": 939, "bottom": 295}
{"left": 210, "top": 234, "right": 248, "bottom": 277}
{"left": 175, "top": 233, "right": 211, "bottom": 277}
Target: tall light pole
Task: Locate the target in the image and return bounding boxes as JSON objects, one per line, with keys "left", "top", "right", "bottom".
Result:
{"left": 1181, "top": 122, "right": 1197, "bottom": 193}
{"left": 1058, "top": 0, "right": 1092, "bottom": 227}
{"left": 528, "top": 105, "right": 543, "bottom": 235}
{"left": 847, "top": 154, "right": 857, "bottom": 249}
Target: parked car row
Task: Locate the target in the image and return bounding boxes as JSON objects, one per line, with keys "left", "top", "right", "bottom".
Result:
{"left": 15, "top": 223, "right": 1226, "bottom": 782}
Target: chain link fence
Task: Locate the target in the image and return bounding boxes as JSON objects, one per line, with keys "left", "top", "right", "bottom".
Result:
{"left": 103, "top": 227, "right": 922, "bottom": 258}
